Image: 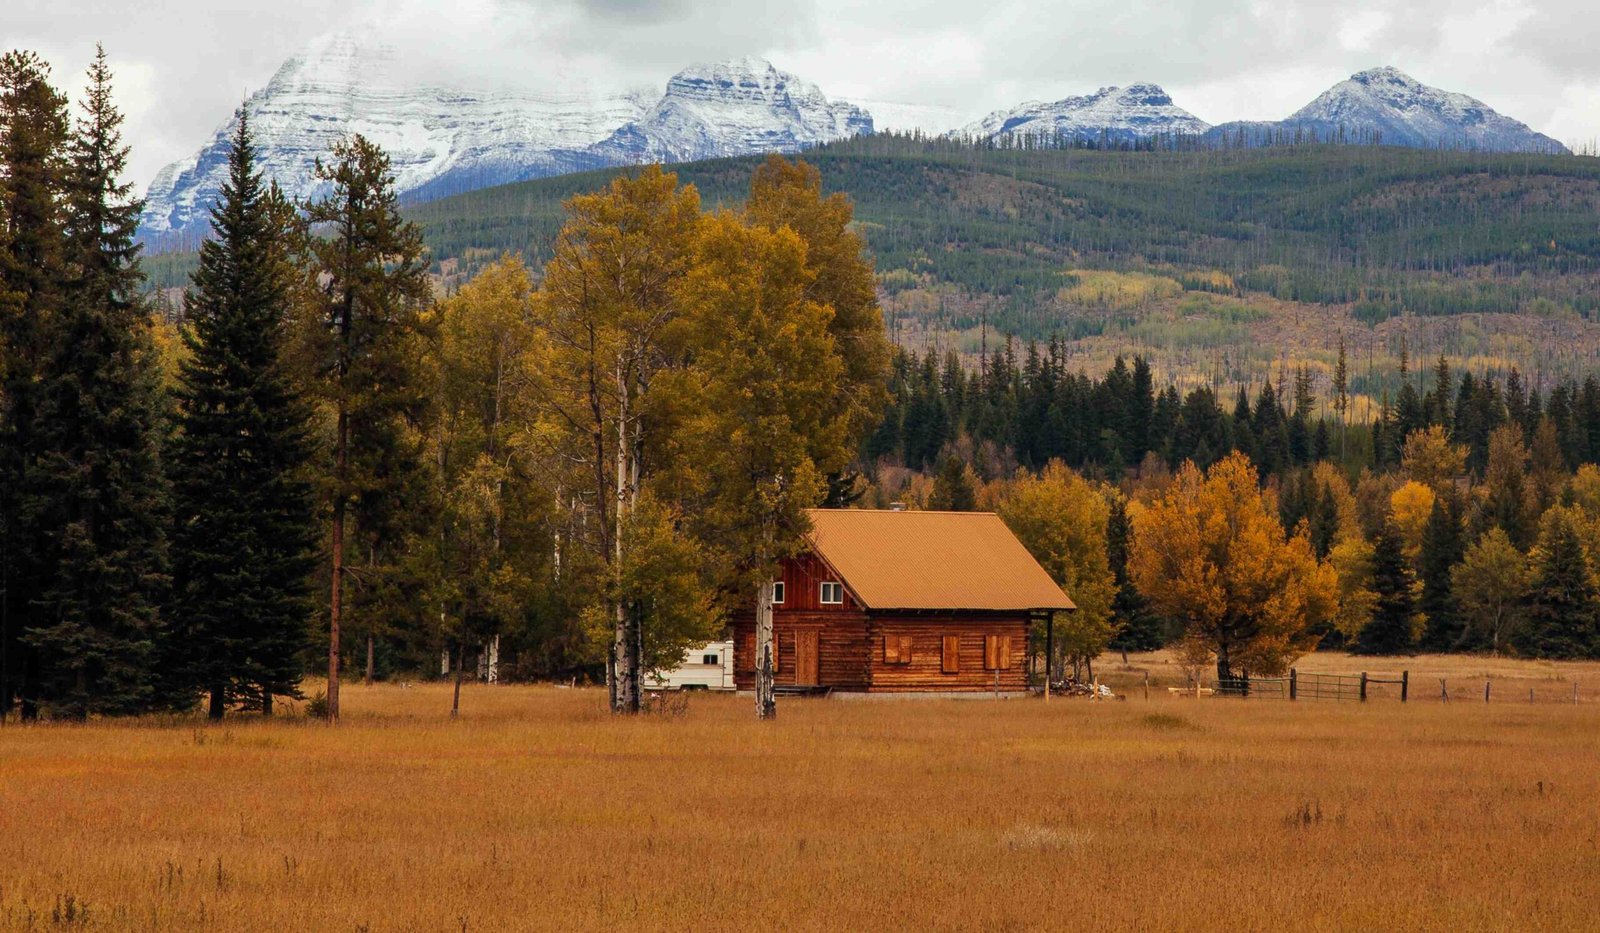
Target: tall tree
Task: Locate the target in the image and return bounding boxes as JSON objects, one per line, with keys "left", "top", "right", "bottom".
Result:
{"left": 1452, "top": 528, "right": 1528, "bottom": 653}
{"left": 660, "top": 211, "right": 861, "bottom": 719}
{"left": 997, "top": 462, "right": 1120, "bottom": 678}
{"left": 169, "top": 111, "right": 317, "bottom": 718}
{"left": 1129, "top": 452, "right": 1336, "bottom": 681}
{"left": 1417, "top": 491, "right": 1465, "bottom": 650}
{"left": 1519, "top": 506, "right": 1599, "bottom": 659}
{"left": 534, "top": 166, "right": 701, "bottom": 714}
{"left": 301, "top": 134, "right": 431, "bottom": 721}
{"left": 23, "top": 46, "right": 170, "bottom": 717}
{"left": 1355, "top": 517, "right": 1416, "bottom": 655}
{"left": 0, "top": 49, "right": 70, "bottom": 720}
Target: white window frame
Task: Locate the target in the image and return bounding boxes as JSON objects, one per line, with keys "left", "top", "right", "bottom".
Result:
{"left": 771, "top": 581, "right": 785, "bottom": 604}
{"left": 820, "top": 581, "right": 844, "bottom": 605}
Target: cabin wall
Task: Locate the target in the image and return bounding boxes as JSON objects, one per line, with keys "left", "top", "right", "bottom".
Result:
{"left": 731, "top": 608, "right": 872, "bottom": 692}
{"left": 774, "top": 554, "right": 859, "bottom": 613}
{"left": 866, "top": 614, "right": 1031, "bottom": 692}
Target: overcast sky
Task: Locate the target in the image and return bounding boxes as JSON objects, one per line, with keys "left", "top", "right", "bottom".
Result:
{"left": 11, "top": 0, "right": 1600, "bottom": 189}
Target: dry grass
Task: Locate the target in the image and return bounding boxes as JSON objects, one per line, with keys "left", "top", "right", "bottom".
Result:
{"left": 2, "top": 661, "right": 1598, "bottom": 931}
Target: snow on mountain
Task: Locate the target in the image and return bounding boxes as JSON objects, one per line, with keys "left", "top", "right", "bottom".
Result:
{"left": 1205, "top": 67, "right": 1568, "bottom": 154}
{"left": 140, "top": 32, "right": 649, "bottom": 243}
{"left": 956, "top": 83, "right": 1211, "bottom": 143}
{"left": 141, "top": 43, "right": 871, "bottom": 246}
{"left": 589, "top": 58, "right": 871, "bottom": 165}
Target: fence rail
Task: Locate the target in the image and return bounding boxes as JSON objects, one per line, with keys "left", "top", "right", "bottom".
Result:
{"left": 1213, "top": 669, "right": 1410, "bottom": 702}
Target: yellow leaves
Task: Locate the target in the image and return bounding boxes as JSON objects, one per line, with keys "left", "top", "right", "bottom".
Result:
{"left": 1400, "top": 425, "right": 1466, "bottom": 491}
{"left": 1129, "top": 452, "right": 1334, "bottom": 675}
{"left": 1388, "top": 481, "right": 1435, "bottom": 563}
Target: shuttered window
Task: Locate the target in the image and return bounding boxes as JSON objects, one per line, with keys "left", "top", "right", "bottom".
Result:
{"left": 984, "top": 634, "right": 1013, "bottom": 670}
{"left": 883, "top": 634, "right": 913, "bottom": 664}
{"left": 942, "top": 635, "right": 960, "bottom": 674}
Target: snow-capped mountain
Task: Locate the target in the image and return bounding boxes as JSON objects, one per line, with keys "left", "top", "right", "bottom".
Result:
{"left": 1204, "top": 67, "right": 1568, "bottom": 154}
{"left": 956, "top": 84, "right": 1211, "bottom": 143}
{"left": 140, "top": 40, "right": 872, "bottom": 247}
{"left": 139, "top": 31, "right": 649, "bottom": 243}
{"left": 590, "top": 58, "right": 871, "bottom": 165}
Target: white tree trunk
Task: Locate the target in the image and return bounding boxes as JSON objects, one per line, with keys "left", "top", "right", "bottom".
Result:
{"left": 755, "top": 580, "right": 776, "bottom": 720}
{"left": 487, "top": 635, "right": 500, "bottom": 685}
{"left": 440, "top": 647, "right": 450, "bottom": 677}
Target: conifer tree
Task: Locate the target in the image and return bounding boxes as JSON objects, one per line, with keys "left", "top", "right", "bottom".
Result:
{"left": 0, "top": 49, "right": 70, "bottom": 720}
{"left": 1417, "top": 492, "right": 1465, "bottom": 649}
{"left": 929, "top": 455, "right": 978, "bottom": 511}
{"left": 1105, "top": 494, "right": 1163, "bottom": 650}
{"left": 1519, "top": 507, "right": 1598, "bottom": 659}
{"left": 23, "top": 46, "right": 170, "bottom": 717}
{"left": 301, "top": 134, "right": 431, "bottom": 721}
{"left": 170, "top": 111, "right": 317, "bottom": 718}
{"left": 1355, "top": 518, "right": 1415, "bottom": 655}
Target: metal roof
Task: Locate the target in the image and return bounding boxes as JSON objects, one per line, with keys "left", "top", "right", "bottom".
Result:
{"left": 804, "top": 509, "right": 1077, "bottom": 612}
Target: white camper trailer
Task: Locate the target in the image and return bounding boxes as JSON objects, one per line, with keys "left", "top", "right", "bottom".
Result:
{"left": 643, "top": 640, "right": 736, "bottom": 691}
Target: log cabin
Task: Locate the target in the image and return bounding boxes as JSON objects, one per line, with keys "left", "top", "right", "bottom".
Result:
{"left": 730, "top": 508, "right": 1075, "bottom": 694}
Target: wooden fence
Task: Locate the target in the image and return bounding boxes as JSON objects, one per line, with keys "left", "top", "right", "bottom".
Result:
{"left": 1216, "top": 669, "right": 1409, "bottom": 702}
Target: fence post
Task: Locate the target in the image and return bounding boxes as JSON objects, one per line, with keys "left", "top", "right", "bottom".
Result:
{"left": 1576, "top": 683, "right": 1580, "bottom": 705}
{"left": 1143, "top": 670, "right": 1149, "bottom": 701}
{"left": 1289, "top": 668, "right": 1297, "bottom": 701}
{"left": 1440, "top": 678, "right": 1449, "bottom": 702}
{"left": 1400, "top": 670, "right": 1408, "bottom": 703}
{"left": 1484, "top": 679, "right": 1491, "bottom": 703}
{"left": 1359, "top": 672, "right": 1368, "bottom": 703}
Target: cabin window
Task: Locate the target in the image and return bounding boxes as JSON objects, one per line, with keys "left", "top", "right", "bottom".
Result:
{"left": 702, "top": 653, "right": 719, "bottom": 665}
{"left": 941, "top": 635, "right": 960, "bottom": 674}
{"left": 771, "top": 581, "right": 785, "bottom": 604}
{"left": 883, "top": 634, "right": 913, "bottom": 664}
{"left": 820, "top": 581, "right": 844, "bottom": 605}
{"left": 984, "top": 635, "right": 1013, "bottom": 671}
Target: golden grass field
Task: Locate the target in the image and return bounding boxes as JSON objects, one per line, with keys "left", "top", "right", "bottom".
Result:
{"left": 2, "top": 652, "right": 1598, "bottom": 932}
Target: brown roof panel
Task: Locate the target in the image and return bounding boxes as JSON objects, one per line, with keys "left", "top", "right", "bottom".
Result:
{"left": 804, "top": 509, "right": 1076, "bottom": 612}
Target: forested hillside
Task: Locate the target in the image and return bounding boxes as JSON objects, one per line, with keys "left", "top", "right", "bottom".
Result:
{"left": 152, "top": 135, "right": 1600, "bottom": 391}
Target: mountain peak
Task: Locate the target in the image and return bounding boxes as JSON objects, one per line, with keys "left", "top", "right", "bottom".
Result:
{"left": 958, "top": 82, "right": 1209, "bottom": 142}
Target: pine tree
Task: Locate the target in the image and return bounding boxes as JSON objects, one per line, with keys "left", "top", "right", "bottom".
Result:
{"left": 1417, "top": 492, "right": 1465, "bottom": 649}
{"left": 929, "top": 455, "right": 977, "bottom": 511}
{"left": 301, "top": 135, "right": 431, "bottom": 721}
{"left": 22, "top": 46, "right": 170, "bottom": 717}
{"left": 1106, "top": 495, "right": 1163, "bottom": 650}
{"left": 0, "top": 50, "right": 71, "bottom": 721}
{"left": 1519, "top": 508, "right": 1599, "bottom": 659}
{"left": 169, "top": 111, "right": 317, "bottom": 719}
{"left": 1356, "top": 518, "right": 1415, "bottom": 655}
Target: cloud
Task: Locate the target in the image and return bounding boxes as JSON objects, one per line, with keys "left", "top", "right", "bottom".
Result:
{"left": 7, "top": 0, "right": 1593, "bottom": 191}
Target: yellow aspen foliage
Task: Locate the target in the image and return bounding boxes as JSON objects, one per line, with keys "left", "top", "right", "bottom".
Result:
{"left": 1129, "top": 452, "right": 1336, "bottom": 679}
{"left": 1400, "top": 425, "right": 1467, "bottom": 492}
{"left": 995, "top": 461, "right": 1120, "bottom": 670}
{"left": 1388, "top": 480, "right": 1436, "bottom": 564}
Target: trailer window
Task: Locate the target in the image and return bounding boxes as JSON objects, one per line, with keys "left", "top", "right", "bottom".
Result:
{"left": 702, "top": 654, "right": 719, "bottom": 665}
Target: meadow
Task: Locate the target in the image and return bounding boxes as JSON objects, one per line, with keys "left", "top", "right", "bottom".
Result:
{"left": 2, "top": 654, "right": 1597, "bottom": 931}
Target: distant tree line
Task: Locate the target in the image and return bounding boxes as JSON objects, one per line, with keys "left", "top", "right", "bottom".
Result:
{"left": 869, "top": 341, "right": 1600, "bottom": 670}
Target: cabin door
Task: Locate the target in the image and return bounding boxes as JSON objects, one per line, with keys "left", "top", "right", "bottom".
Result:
{"left": 795, "top": 630, "right": 820, "bottom": 686}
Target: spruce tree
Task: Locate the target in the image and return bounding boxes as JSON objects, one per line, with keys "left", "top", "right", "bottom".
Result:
{"left": 301, "top": 134, "right": 430, "bottom": 721}
{"left": 1519, "top": 509, "right": 1599, "bottom": 659}
{"left": 1106, "top": 496, "right": 1163, "bottom": 650}
{"left": 0, "top": 50, "right": 70, "bottom": 720}
{"left": 170, "top": 111, "right": 317, "bottom": 719}
{"left": 22, "top": 46, "right": 169, "bottom": 717}
{"left": 1417, "top": 492, "right": 1465, "bottom": 649}
{"left": 929, "top": 455, "right": 977, "bottom": 511}
{"left": 1356, "top": 518, "right": 1416, "bottom": 655}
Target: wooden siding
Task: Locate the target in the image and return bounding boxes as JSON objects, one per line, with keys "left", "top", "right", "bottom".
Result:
{"left": 731, "top": 552, "right": 1035, "bottom": 693}
{"left": 731, "top": 608, "right": 873, "bottom": 692}
{"left": 865, "top": 614, "right": 1031, "bottom": 692}
{"left": 772, "top": 554, "right": 857, "bottom": 613}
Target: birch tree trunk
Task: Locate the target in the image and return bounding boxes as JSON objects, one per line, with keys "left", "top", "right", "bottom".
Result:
{"left": 755, "top": 579, "right": 776, "bottom": 720}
